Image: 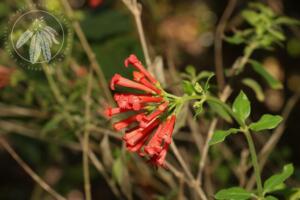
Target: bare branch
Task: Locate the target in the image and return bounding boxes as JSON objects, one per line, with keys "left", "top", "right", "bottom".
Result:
{"left": 0, "top": 138, "right": 66, "bottom": 200}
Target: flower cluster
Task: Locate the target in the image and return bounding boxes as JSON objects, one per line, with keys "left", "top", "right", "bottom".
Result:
{"left": 105, "top": 54, "right": 176, "bottom": 167}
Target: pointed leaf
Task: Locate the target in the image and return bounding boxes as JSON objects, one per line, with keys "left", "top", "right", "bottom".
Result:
{"left": 195, "top": 71, "right": 215, "bottom": 81}
{"left": 208, "top": 100, "right": 232, "bottom": 123}
{"left": 209, "top": 128, "right": 239, "bottom": 145}
{"left": 225, "top": 34, "right": 245, "bottom": 45}
{"left": 215, "top": 187, "right": 253, "bottom": 200}
{"left": 249, "top": 114, "right": 283, "bottom": 132}
{"left": 275, "top": 17, "right": 300, "bottom": 26}
{"left": 182, "top": 81, "right": 195, "bottom": 95}
{"left": 185, "top": 65, "right": 196, "bottom": 77}
{"left": 264, "top": 164, "right": 294, "bottom": 194}
{"left": 242, "top": 78, "right": 265, "bottom": 102}
{"left": 268, "top": 29, "right": 286, "bottom": 41}
{"left": 233, "top": 91, "right": 251, "bottom": 122}
{"left": 16, "top": 30, "right": 34, "bottom": 48}
{"left": 29, "top": 34, "right": 42, "bottom": 64}
{"left": 112, "top": 157, "right": 123, "bottom": 184}
{"left": 242, "top": 10, "right": 260, "bottom": 26}
{"left": 249, "top": 60, "right": 283, "bottom": 89}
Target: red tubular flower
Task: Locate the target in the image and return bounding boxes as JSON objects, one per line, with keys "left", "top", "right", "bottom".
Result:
{"left": 133, "top": 71, "right": 161, "bottom": 94}
{"left": 144, "top": 115, "right": 176, "bottom": 156}
{"left": 113, "top": 113, "right": 145, "bottom": 131}
{"left": 123, "top": 118, "right": 160, "bottom": 147}
{"left": 125, "top": 54, "right": 157, "bottom": 84}
{"left": 113, "top": 93, "right": 163, "bottom": 111}
{"left": 104, "top": 107, "right": 129, "bottom": 118}
{"left": 107, "top": 54, "right": 177, "bottom": 167}
{"left": 111, "top": 74, "right": 156, "bottom": 94}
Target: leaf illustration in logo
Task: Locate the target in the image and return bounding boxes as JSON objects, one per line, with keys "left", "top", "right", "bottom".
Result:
{"left": 44, "top": 25, "right": 58, "bottom": 35}
{"left": 44, "top": 26, "right": 59, "bottom": 44}
{"left": 16, "top": 29, "right": 34, "bottom": 48}
{"left": 29, "top": 34, "right": 42, "bottom": 64}
{"left": 37, "top": 31, "right": 51, "bottom": 62}
{"left": 40, "top": 30, "right": 53, "bottom": 47}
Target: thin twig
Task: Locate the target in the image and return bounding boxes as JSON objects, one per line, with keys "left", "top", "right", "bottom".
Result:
{"left": 214, "top": 0, "right": 237, "bottom": 90}
{"left": 197, "top": 119, "right": 217, "bottom": 182}
{"left": 0, "top": 138, "right": 66, "bottom": 200}
{"left": 165, "top": 161, "right": 208, "bottom": 200}
{"left": 59, "top": 0, "right": 113, "bottom": 103}
{"left": 170, "top": 141, "right": 193, "bottom": 180}
{"left": 197, "top": 42, "right": 257, "bottom": 184}
{"left": 246, "top": 93, "right": 300, "bottom": 190}
{"left": 82, "top": 70, "right": 93, "bottom": 200}
{"left": 88, "top": 150, "right": 121, "bottom": 198}
{"left": 121, "top": 0, "right": 152, "bottom": 71}
{"left": 0, "top": 104, "right": 47, "bottom": 118}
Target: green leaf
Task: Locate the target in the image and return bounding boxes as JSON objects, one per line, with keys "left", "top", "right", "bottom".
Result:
{"left": 185, "top": 65, "right": 196, "bottom": 77}
{"left": 209, "top": 128, "right": 239, "bottom": 145}
{"left": 264, "top": 196, "right": 278, "bottom": 200}
{"left": 232, "top": 91, "right": 251, "bottom": 122}
{"left": 249, "top": 114, "right": 283, "bottom": 132}
{"left": 242, "top": 78, "right": 265, "bottom": 102}
{"left": 249, "top": 2, "right": 275, "bottom": 17}
{"left": 242, "top": 10, "right": 260, "bottom": 26}
{"left": 249, "top": 60, "right": 283, "bottom": 89}
{"left": 182, "top": 81, "right": 195, "bottom": 95}
{"left": 215, "top": 187, "right": 253, "bottom": 200}
{"left": 225, "top": 34, "right": 245, "bottom": 45}
{"left": 195, "top": 71, "right": 214, "bottom": 82}
{"left": 275, "top": 17, "right": 300, "bottom": 26}
{"left": 207, "top": 101, "right": 232, "bottom": 123}
{"left": 268, "top": 28, "right": 286, "bottom": 41}
{"left": 290, "top": 188, "right": 300, "bottom": 200}
{"left": 112, "top": 157, "right": 123, "bottom": 185}
{"left": 264, "top": 164, "right": 294, "bottom": 194}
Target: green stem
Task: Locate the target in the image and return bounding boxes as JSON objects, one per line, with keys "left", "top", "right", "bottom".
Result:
{"left": 243, "top": 129, "right": 263, "bottom": 197}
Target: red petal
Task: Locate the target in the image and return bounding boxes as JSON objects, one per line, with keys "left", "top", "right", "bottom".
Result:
{"left": 125, "top": 54, "right": 157, "bottom": 84}
{"left": 110, "top": 74, "right": 156, "bottom": 94}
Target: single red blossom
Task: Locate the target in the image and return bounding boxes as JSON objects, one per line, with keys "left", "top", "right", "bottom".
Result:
{"left": 104, "top": 107, "right": 128, "bottom": 118}
{"left": 111, "top": 74, "right": 156, "bottom": 94}
{"left": 133, "top": 71, "right": 161, "bottom": 94}
{"left": 113, "top": 93, "right": 163, "bottom": 111}
{"left": 125, "top": 54, "right": 157, "bottom": 84}
{"left": 0, "top": 66, "right": 14, "bottom": 89}
{"left": 149, "top": 145, "right": 168, "bottom": 167}
{"left": 142, "top": 102, "right": 169, "bottom": 122}
{"left": 88, "top": 0, "right": 103, "bottom": 8}
{"left": 107, "top": 54, "right": 177, "bottom": 167}
{"left": 113, "top": 113, "right": 145, "bottom": 131}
